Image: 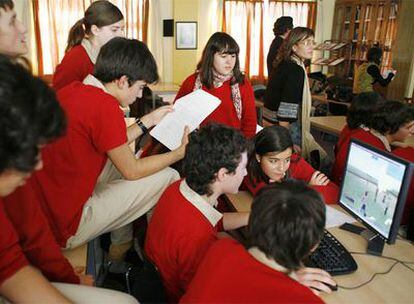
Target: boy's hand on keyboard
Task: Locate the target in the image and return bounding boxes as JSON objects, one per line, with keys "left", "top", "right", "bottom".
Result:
{"left": 295, "top": 267, "right": 336, "bottom": 295}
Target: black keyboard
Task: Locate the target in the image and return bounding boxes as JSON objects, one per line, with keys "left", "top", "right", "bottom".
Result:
{"left": 305, "top": 230, "right": 358, "bottom": 276}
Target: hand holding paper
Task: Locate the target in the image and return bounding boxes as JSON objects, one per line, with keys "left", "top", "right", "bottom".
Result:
{"left": 150, "top": 90, "right": 221, "bottom": 150}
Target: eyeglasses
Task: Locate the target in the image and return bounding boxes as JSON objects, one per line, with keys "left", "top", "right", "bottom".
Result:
{"left": 297, "top": 39, "right": 315, "bottom": 47}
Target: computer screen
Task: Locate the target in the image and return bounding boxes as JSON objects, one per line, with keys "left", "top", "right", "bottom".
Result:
{"left": 339, "top": 139, "right": 412, "bottom": 244}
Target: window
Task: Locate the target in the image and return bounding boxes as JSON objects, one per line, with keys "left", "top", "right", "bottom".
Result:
{"left": 223, "top": 0, "right": 316, "bottom": 82}
{"left": 33, "top": 0, "right": 148, "bottom": 75}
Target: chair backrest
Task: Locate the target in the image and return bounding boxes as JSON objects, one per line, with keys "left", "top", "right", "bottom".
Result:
{"left": 131, "top": 254, "right": 168, "bottom": 303}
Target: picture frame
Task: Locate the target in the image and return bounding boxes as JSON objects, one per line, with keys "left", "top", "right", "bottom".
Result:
{"left": 176, "top": 22, "right": 197, "bottom": 50}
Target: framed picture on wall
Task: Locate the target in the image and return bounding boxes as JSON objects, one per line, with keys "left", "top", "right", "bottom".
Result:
{"left": 176, "top": 22, "right": 197, "bottom": 50}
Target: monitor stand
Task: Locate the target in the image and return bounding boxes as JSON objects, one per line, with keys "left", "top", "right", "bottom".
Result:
{"left": 360, "top": 230, "right": 385, "bottom": 256}
{"left": 340, "top": 223, "right": 385, "bottom": 256}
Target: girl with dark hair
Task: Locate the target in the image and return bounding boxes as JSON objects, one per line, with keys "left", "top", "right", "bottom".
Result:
{"left": 244, "top": 126, "right": 339, "bottom": 204}
{"left": 331, "top": 92, "right": 385, "bottom": 184}
{"left": 174, "top": 32, "right": 257, "bottom": 138}
{"left": 53, "top": 0, "right": 124, "bottom": 90}
{"left": 263, "top": 27, "right": 325, "bottom": 163}
{"left": 353, "top": 46, "right": 396, "bottom": 94}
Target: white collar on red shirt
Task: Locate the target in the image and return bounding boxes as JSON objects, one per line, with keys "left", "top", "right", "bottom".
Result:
{"left": 248, "top": 247, "right": 298, "bottom": 281}
{"left": 83, "top": 74, "right": 109, "bottom": 93}
{"left": 179, "top": 179, "right": 222, "bottom": 226}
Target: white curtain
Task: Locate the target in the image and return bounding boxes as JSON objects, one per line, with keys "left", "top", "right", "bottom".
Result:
{"left": 147, "top": 0, "right": 173, "bottom": 83}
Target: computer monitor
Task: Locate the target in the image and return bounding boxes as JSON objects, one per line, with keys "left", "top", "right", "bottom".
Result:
{"left": 338, "top": 139, "right": 413, "bottom": 255}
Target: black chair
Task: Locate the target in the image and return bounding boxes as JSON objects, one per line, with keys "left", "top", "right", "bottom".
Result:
{"left": 131, "top": 255, "right": 167, "bottom": 303}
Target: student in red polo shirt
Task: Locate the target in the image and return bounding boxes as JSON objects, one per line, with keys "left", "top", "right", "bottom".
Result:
{"left": 334, "top": 100, "right": 414, "bottom": 225}
{"left": 53, "top": 1, "right": 125, "bottom": 90}
{"left": 331, "top": 92, "right": 385, "bottom": 184}
{"left": 244, "top": 125, "right": 339, "bottom": 204}
{"left": 145, "top": 124, "right": 250, "bottom": 302}
{"left": 35, "top": 37, "right": 187, "bottom": 264}
{"left": 181, "top": 181, "right": 329, "bottom": 303}
{"left": 0, "top": 56, "right": 136, "bottom": 303}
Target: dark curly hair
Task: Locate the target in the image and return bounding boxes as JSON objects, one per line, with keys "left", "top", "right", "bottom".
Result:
{"left": 183, "top": 124, "right": 249, "bottom": 196}
{"left": 248, "top": 126, "right": 294, "bottom": 185}
{"left": 347, "top": 92, "right": 385, "bottom": 129}
{"left": 371, "top": 100, "right": 414, "bottom": 135}
{"left": 0, "top": 55, "right": 66, "bottom": 173}
{"left": 248, "top": 181, "right": 325, "bottom": 272}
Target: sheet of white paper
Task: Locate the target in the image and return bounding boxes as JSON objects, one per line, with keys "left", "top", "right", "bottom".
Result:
{"left": 150, "top": 90, "right": 221, "bottom": 150}
{"left": 256, "top": 124, "right": 263, "bottom": 134}
{"left": 325, "top": 205, "right": 357, "bottom": 228}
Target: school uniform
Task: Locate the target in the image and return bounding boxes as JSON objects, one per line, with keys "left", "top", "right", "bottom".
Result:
{"left": 2, "top": 178, "right": 79, "bottom": 283}
{"left": 175, "top": 73, "right": 257, "bottom": 138}
{"left": 53, "top": 44, "right": 94, "bottom": 91}
{"left": 244, "top": 153, "right": 339, "bottom": 204}
{"left": 0, "top": 198, "right": 30, "bottom": 286}
{"left": 34, "top": 75, "right": 178, "bottom": 250}
{"left": 181, "top": 238, "right": 323, "bottom": 303}
{"left": 1, "top": 184, "right": 139, "bottom": 303}
{"left": 145, "top": 179, "right": 223, "bottom": 303}
{"left": 332, "top": 128, "right": 386, "bottom": 185}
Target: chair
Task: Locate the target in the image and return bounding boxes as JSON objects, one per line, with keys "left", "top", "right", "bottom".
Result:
{"left": 131, "top": 255, "right": 167, "bottom": 303}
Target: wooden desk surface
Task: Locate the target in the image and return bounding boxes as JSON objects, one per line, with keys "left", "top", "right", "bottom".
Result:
{"left": 310, "top": 115, "right": 346, "bottom": 135}
{"left": 310, "top": 116, "right": 414, "bottom": 147}
{"left": 226, "top": 191, "right": 414, "bottom": 304}
{"left": 149, "top": 82, "right": 180, "bottom": 93}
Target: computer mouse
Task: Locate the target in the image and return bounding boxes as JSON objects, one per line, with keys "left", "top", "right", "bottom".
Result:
{"left": 323, "top": 282, "right": 338, "bottom": 292}
{"left": 312, "top": 282, "right": 338, "bottom": 293}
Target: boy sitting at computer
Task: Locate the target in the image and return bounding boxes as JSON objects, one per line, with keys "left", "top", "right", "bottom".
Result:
{"left": 181, "top": 181, "right": 335, "bottom": 303}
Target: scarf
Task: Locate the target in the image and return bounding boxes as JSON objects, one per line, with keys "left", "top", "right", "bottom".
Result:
{"left": 194, "top": 71, "right": 242, "bottom": 120}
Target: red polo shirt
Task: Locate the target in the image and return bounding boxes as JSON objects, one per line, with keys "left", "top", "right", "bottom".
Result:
{"left": 181, "top": 239, "right": 323, "bottom": 303}
{"left": 145, "top": 180, "right": 221, "bottom": 302}
{"left": 34, "top": 81, "right": 127, "bottom": 246}
{"left": 3, "top": 178, "right": 79, "bottom": 283}
{"left": 0, "top": 199, "right": 29, "bottom": 286}
{"left": 53, "top": 45, "right": 94, "bottom": 91}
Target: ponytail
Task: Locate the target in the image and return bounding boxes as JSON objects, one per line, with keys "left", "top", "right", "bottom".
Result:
{"left": 65, "top": 18, "right": 85, "bottom": 53}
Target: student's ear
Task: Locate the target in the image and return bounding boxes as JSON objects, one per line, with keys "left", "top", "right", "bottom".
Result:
{"left": 216, "top": 168, "right": 228, "bottom": 182}
{"left": 90, "top": 25, "right": 100, "bottom": 37}
{"left": 255, "top": 154, "right": 261, "bottom": 163}
{"left": 115, "top": 75, "right": 130, "bottom": 89}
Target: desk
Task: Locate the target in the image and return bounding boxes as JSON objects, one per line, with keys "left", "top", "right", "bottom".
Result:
{"left": 310, "top": 115, "right": 346, "bottom": 136}
{"left": 149, "top": 82, "right": 180, "bottom": 108}
{"left": 225, "top": 191, "right": 414, "bottom": 304}
{"left": 310, "top": 116, "right": 414, "bottom": 147}
{"left": 312, "top": 94, "right": 351, "bottom": 108}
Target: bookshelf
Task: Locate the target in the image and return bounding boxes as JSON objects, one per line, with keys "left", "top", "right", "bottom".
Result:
{"left": 312, "top": 40, "right": 351, "bottom": 76}
{"left": 331, "top": 0, "right": 399, "bottom": 80}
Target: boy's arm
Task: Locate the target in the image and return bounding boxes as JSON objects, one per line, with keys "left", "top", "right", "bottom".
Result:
{"left": 3, "top": 180, "right": 80, "bottom": 284}
{"left": 108, "top": 126, "right": 189, "bottom": 180}
{"left": 222, "top": 212, "right": 250, "bottom": 231}
{"left": 126, "top": 105, "right": 174, "bottom": 143}
{"left": 0, "top": 266, "right": 72, "bottom": 303}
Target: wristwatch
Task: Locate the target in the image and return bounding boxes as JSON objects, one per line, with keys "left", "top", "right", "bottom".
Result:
{"left": 136, "top": 119, "right": 148, "bottom": 134}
